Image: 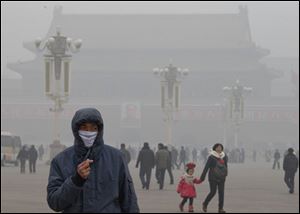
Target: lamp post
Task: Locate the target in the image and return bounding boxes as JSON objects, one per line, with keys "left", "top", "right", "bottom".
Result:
{"left": 35, "top": 27, "right": 82, "bottom": 161}
{"left": 221, "top": 98, "right": 228, "bottom": 147}
{"left": 153, "top": 63, "right": 189, "bottom": 145}
{"left": 223, "top": 80, "right": 252, "bottom": 148}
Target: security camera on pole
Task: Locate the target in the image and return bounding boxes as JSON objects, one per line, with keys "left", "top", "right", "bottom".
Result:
{"left": 153, "top": 63, "right": 189, "bottom": 145}
{"left": 35, "top": 27, "right": 82, "bottom": 162}
{"left": 223, "top": 80, "right": 252, "bottom": 148}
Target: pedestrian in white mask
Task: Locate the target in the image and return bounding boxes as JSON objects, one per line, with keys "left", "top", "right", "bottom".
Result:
{"left": 47, "top": 108, "right": 139, "bottom": 213}
{"left": 78, "top": 123, "right": 98, "bottom": 148}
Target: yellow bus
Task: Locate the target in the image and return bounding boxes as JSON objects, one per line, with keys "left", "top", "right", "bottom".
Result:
{"left": 1, "top": 131, "right": 22, "bottom": 166}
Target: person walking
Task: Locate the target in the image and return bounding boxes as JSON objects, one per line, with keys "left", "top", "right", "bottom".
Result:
{"left": 177, "top": 162, "right": 202, "bottom": 212}
{"left": 155, "top": 143, "right": 170, "bottom": 190}
{"left": 200, "top": 143, "right": 228, "bottom": 213}
{"left": 120, "top": 143, "right": 131, "bottom": 164}
{"left": 283, "top": 148, "right": 298, "bottom": 194}
{"left": 178, "top": 146, "right": 186, "bottom": 170}
{"left": 171, "top": 146, "right": 179, "bottom": 169}
{"left": 136, "top": 142, "right": 155, "bottom": 190}
{"left": 17, "top": 145, "right": 29, "bottom": 173}
{"left": 165, "top": 145, "right": 174, "bottom": 185}
{"left": 38, "top": 144, "right": 44, "bottom": 161}
{"left": 272, "top": 149, "right": 281, "bottom": 170}
{"left": 28, "top": 145, "right": 38, "bottom": 173}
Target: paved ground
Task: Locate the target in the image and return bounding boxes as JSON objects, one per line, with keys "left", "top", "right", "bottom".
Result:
{"left": 1, "top": 159, "right": 299, "bottom": 213}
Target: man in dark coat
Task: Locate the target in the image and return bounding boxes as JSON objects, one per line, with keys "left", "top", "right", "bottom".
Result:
{"left": 17, "top": 145, "right": 29, "bottom": 173}
{"left": 135, "top": 142, "right": 155, "bottom": 190}
{"left": 28, "top": 145, "right": 38, "bottom": 173}
{"left": 47, "top": 108, "right": 139, "bottom": 213}
{"left": 155, "top": 143, "right": 170, "bottom": 190}
{"left": 165, "top": 145, "right": 174, "bottom": 185}
{"left": 120, "top": 143, "right": 131, "bottom": 164}
{"left": 283, "top": 148, "right": 298, "bottom": 194}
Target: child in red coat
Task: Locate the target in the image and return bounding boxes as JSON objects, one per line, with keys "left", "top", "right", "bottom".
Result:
{"left": 177, "top": 162, "right": 202, "bottom": 212}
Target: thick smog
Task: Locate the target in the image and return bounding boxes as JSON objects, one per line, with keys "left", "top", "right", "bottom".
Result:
{"left": 1, "top": 1, "right": 299, "bottom": 213}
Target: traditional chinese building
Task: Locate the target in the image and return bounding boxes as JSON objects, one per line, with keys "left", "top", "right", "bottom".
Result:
{"left": 2, "top": 6, "right": 298, "bottom": 149}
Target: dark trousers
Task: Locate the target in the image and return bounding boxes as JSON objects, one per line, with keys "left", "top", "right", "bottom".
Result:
{"left": 20, "top": 160, "right": 26, "bottom": 173}
{"left": 166, "top": 166, "right": 174, "bottom": 184}
{"left": 156, "top": 168, "right": 166, "bottom": 189}
{"left": 272, "top": 159, "right": 280, "bottom": 169}
{"left": 29, "top": 160, "right": 36, "bottom": 173}
{"left": 284, "top": 171, "right": 295, "bottom": 192}
{"left": 139, "top": 167, "right": 152, "bottom": 189}
{"left": 203, "top": 180, "right": 225, "bottom": 209}
{"left": 181, "top": 197, "right": 194, "bottom": 206}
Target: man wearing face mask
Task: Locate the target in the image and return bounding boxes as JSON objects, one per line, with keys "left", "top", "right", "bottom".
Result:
{"left": 47, "top": 108, "right": 139, "bottom": 213}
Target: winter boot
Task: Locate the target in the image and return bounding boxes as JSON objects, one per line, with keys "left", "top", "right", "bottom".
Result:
{"left": 188, "top": 205, "right": 194, "bottom": 212}
{"left": 179, "top": 203, "right": 184, "bottom": 212}
{"left": 218, "top": 208, "right": 226, "bottom": 213}
{"left": 202, "top": 203, "right": 207, "bottom": 213}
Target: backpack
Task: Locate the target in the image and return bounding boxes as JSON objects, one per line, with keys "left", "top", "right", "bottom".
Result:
{"left": 211, "top": 158, "right": 227, "bottom": 181}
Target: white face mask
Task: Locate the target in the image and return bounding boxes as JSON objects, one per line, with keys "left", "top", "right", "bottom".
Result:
{"left": 78, "top": 130, "right": 98, "bottom": 148}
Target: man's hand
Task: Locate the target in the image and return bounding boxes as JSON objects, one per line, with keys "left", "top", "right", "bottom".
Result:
{"left": 77, "top": 159, "right": 93, "bottom": 179}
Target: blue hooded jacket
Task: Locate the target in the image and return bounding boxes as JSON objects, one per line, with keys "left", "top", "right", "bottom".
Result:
{"left": 47, "top": 108, "right": 139, "bottom": 213}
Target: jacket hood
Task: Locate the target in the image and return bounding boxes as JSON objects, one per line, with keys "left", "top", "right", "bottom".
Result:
{"left": 71, "top": 108, "right": 104, "bottom": 161}
{"left": 142, "top": 144, "right": 150, "bottom": 150}
{"left": 72, "top": 108, "right": 104, "bottom": 138}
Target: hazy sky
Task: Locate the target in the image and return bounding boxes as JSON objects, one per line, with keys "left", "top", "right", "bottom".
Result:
{"left": 1, "top": 1, "right": 299, "bottom": 76}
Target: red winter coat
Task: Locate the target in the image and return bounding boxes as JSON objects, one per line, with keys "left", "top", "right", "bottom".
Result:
{"left": 177, "top": 175, "right": 202, "bottom": 198}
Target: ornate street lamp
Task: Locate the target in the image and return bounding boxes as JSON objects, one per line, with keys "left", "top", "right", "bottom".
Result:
{"left": 153, "top": 63, "right": 189, "bottom": 145}
{"left": 35, "top": 27, "right": 82, "bottom": 161}
{"left": 223, "top": 80, "right": 252, "bottom": 148}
